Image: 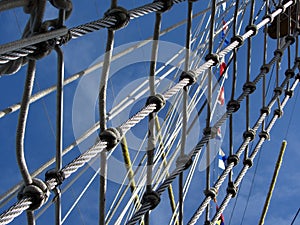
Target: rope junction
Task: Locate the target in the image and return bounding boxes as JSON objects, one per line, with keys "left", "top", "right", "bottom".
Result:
{"left": 0, "top": 0, "right": 299, "bottom": 224}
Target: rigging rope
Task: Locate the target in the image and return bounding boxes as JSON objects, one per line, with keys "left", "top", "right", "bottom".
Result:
{"left": 0, "top": 0, "right": 299, "bottom": 224}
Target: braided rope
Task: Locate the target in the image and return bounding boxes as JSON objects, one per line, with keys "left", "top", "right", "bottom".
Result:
{"left": 0, "top": 0, "right": 180, "bottom": 66}
{"left": 0, "top": 198, "right": 32, "bottom": 225}
{"left": 211, "top": 76, "right": 300, "bottom": 224}
{"left": 0, "top": 1, "right": 297, "bottom": 224}
{"left": 188, "top": 61, "right": 299, "bottom": 225}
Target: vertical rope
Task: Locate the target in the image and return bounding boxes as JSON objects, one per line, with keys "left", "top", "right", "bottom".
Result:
{"left": 54, "top": 4, "right": 67, "bottom": 225}
{"left": 245, "top": 0, "right": 255, "bottom": 160}
{"left": 205, "top": 0, "right": 217, "bottom": 222}
{"left": 178, "top": 1, "right": 193, "bottom": 224}
{"left": 229, "top": 0, "right": 240, "bottom": 187}
{"left": 16, "top": 60, "right": 36, "bottom": 225}
{"left": 99, "top": 1, "right": 117, "bottom": 223}
{"left": 262, "top": 0, "right": 269, "bottom": 131}
{"left": 54, "top": 46, "right": 64, "bottom": 225}
{"left": 145, "top": 12, "right": 161, "bottom": 225}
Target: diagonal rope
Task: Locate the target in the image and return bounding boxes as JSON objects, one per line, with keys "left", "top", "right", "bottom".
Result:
{"left": 0, "top": 2, "right": 296, "bottom": 224}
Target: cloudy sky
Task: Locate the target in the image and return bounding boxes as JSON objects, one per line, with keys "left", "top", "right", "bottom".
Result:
{"left": 0, "top": 0, "right": 300, "bottom": 224}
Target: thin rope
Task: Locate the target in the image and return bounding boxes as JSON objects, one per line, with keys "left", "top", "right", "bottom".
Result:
{"left": 99, "top": 14, "right": 115, "bottom": 225}
{"left": 16, "top": 60, "right": 36, "bottom": 185}
{"left": 258, "top": 140, "right": 287, "bottom": 225}
{"left": 0, "top": 3, "right": 297, "bottom": 224}
{"left": 54, "top": 46, "right": 64, "bottom": 225}
{"left": 210, "top": 75, "right": 299, "bottom": 224}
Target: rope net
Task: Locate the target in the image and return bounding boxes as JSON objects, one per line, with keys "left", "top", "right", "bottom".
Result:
{"left": 0, "top": 0, "right": 299, "bottom": 224}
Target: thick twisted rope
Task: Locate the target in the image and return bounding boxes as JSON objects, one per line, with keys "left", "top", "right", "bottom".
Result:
{"left": 187, "top": 58, "right": 299, "bottom": 225}
{"left": 125, "top": 20, "right": 297, "bottom": 225}
{"left": 0, "top": 1, "right": 296, "bottom": 224}
{"left": 0, "top": 0, "right": 183, "bottom": 68}
{"left": 210, "top": 75, "right": 300, "bottom": 225}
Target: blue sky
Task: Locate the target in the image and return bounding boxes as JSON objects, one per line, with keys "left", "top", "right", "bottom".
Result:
{"left": 0, "top": 0, "right": 300, "bottom": 224}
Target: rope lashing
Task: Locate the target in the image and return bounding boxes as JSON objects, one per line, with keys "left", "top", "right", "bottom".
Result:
{"left": 176, "top": 154, "right": 193, "bottom": 170}
{"left": 99, "top": 127, "right": 123, "bottom": 151}
{"left": 17, "top": 179, "right": 50, "bottom": 211}
{"left": 226, "top": 100, "right": 240, "bottom": 112}
{"left": 205, "top": 53, "right": 219, "bottom": 66}
{"left": 189, "top": 62, "right": 300, "bottom": 225}
{"left": 243, "top": 129, "right": 256, "bottom": 142}
{"left": 154, "top": 0, "right": 173, "bottom": 13}
{"left": 141, "top": 191, "right": 161, "bottom": 210}
{"left": 48, "top": 0, "right": 73, "bottom": 26}
{"left": 145, "top": 94, "right": 166, "bottom": 113}
{"left": 226, "top": 154, "right": 239, "bottom": 166}
{"left": 104, "top": 7, "right": 130, "bottom": 30}
{"left": 179, "top": 70, "right": 197, "bottom": 86}
{"left": 226, "top": 182, "right": 237, "bottom": 198}
{"left": 230, "top": 35, "right": 244, "bottom": 48}
{"left": 45, "top": 169, "right": 65, "bottom": 186}
{"left": 203, "top": 187, "right": 217, "bottom": 199}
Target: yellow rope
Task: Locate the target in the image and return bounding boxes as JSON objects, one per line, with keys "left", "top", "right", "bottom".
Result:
{"left": 259, "top": 140, "right": 287, "bottom": 225}
{"left": 155, "top": 117, "right": 179, "bottom": 225}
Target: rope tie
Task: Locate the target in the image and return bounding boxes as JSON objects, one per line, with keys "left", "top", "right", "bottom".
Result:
{"left": 176, "top": 154, "right": 193, "bottom": 170}
{"left": 204, "top": 53, "right": 219, "bottom": 66}
{"left": 145, "top": 94, "right": 166, "bottom": 113}
{"left": 226, "top": 99, "right": 240, "bottom": 112}
{"left": 23, "top": 0, "right": 37, "bottom": 14}
{"left": 45, "top": 169, "right": 65, "bottom": 186}
{"left": 226, "top": 182, "right": 237, "bottom": 198}
{"left": 17, "top": 178, "right": 50, "bottom": 211}
{"left": 27, "top": 37, "right": 56, "bottom": 60}
{"left": 230, "top": 35, "right": 244, "bottom": 48}
{"left": 99, "top": 127, "right": 123, "bottom": 151}
{"left": 104, "top": 7, "right": 130, "bottom": 30}
{"left": 203, "top": 187, "right": 217, "bottom": 199}
{"left": 243, "top": 129, "right": 256, "bottom": 142}
{"left": 153, "top": 0, "right": 173, "bottom": 13}
{"left": 141, "top": 190, "right": 161, "bottom": 210}
{"left": 179, "top": 70, "right": 197, "bottom": 86}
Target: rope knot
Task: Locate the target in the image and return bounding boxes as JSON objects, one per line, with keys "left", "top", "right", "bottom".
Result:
{"left": 260, "top": 64, "right": 271, "bottom": 73}
{"left": 28, "top": 37, "right": 56, "bottom": 60}
{"left": 285, "top": 69, "right": 295, "bottom": 78}
{"left": 176, "top": 154, "right": 193, "bottom": 170}
{"left": 243, "top": 158, "right": 253, "bottom": 168}
{"left": 226, "top": 100, "right": 240, "bottom": 113}
{"left": 259, "top": 131, "right": 270, "bottom": 140}
{"left": 203, "top": 127, "right": 212, "bottom": 138}
{"left": 146, "top": 94, "right": 166, "bottom": 112}
{"left": 99, "top": 127, "right": 123, "bottom": 151}
{"left": 180, "top": 70, "right": 197, "bottom": 86}
{"left": 274, "top": 108, "right": 284, "bottom": 118}
{"left": 104, "top": 7, "right": 130, "bottom": 30}
{"left": 141, "top": 190, "right": 161, "bottom": 210}
{"left": 226, "top": 181, "right": 237, "bottom": 198}
{"left": 45, "top": 169, "right": 65, "bottom": 186}
{"left": 17, "top": 178, "right": 50, "bottom": 211}
{"left": 245, "top": 24, "right": 258, "bottom": 37}
{"left": 231, "top": 35, "right": 244, "bottom": 48}
{"left": 154, "top": 0, "right": 173, "bottom": 13}
{"left": 204, "top": 187, "right": 217, "bottom": 199}
{"left": 243, "top": 81, "right": 256, "bottom": 94}
{"left": 205, "top": 53, "right": 219, "bottom": 66}
{"left": 227, "top": 154, "right": 239, "bottom": 166}
{"left": 49, "top": 0, "right": 73, "bottom": 11}
{"left": 260, "top": 106, "right": 270, "bottom": 116}
{"left": 243, "top": 129, "right": 256, "bottom": 142}
{"left": 23, "top": 0, "right": 37, "bottom": 14}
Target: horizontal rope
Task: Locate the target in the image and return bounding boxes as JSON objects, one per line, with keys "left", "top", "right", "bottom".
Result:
{"left": 0, "top": 0, "right": 185, "bottom": 65}
{"left": 0, "top": 1, "right": 296, "bottom": 224}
